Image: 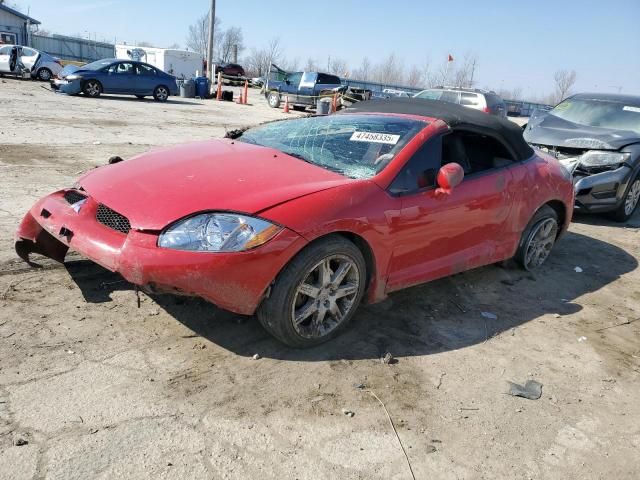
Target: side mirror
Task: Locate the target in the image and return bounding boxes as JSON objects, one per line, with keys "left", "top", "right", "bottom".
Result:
{"left": 436, "top": 163, "right": 464, "bottom": 194}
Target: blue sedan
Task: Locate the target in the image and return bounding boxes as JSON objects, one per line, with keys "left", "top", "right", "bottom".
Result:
{"left": 51, "top": 58, "right": 178, "bottom": 102}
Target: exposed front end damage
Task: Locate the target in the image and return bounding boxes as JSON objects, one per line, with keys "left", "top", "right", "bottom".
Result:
{"left": 531, "top": 144, "right": 636, "bottom": 213}
{"left": 15, "top": 189, "right": 308, "bottom": 315}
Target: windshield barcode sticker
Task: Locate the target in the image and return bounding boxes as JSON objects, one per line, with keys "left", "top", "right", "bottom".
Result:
{"left": 350, "top": 131, "right": 400, "bottom": 145}
{"left": 623, "top": 106, "right": 640, "bottom": 113}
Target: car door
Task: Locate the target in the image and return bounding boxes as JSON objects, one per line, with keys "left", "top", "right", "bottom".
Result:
{"left": 0, "top": 45, "right": 11, "bottom": 72}
{"left": 20, "top": 47, "right": 39, "bottom": 71}
{"left": 386, "top": 129, "right": 517, "bottom": 291}
{"left": 135, "top": 63, "right": 157, "bottom": 94}
{"left": 298, "top": 72, "right": 317, "bottom": 105}
{"left": 282, "top": 72, "right": 302, "bottom": 102}
{"left": 105, "top": 61, "right": 136, "bottom": 93}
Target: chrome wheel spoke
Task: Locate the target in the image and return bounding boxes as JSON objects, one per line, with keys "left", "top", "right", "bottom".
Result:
{"left": 334, "top": 282, "right": 358, "bottom": 299}
{"left": 298, "top": 282, "right": 320, "bottom": 299}
{"left": 331, "top": 262, "right": 351, "bottom": 286}
{"left": 295, "top": 301, "right": 318, "bottom": 325}
{"left": 319, "top": 259, "right": 333, "bottom": 287}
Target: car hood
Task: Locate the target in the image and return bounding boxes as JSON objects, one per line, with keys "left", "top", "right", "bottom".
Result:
{"left": 58, "top": 65, "right": 80, "bottom": 78}
{"left": 524, "top": 113, "right": 640, "bottom": 150}
{"left": 78, "top": 139, "right": 350, "bottom": 230}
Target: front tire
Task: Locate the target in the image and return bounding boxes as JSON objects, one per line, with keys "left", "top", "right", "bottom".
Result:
{"left": 83, "top": 80, "right": 102, "bottom": 98}
{"left": 257, "top": 236, "right": 366, "bottom": 348}
{"left": 610, "top": 175, "right": 640, "bottom": 222}
{"left": 515, "top": 205, "right": 559, "bottom": 271}
{"left": 267, "top": 91, "right": 280, "bottom": 108}
{"left": 153, "top": 85, "right": 169, "bottom": 102}
{"left": 37, "top": 68, "right": 52, "bottom": 81}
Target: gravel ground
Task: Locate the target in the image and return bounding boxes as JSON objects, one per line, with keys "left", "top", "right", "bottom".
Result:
{"left": 1, "top": 77, "right": 639, "bottom": 480}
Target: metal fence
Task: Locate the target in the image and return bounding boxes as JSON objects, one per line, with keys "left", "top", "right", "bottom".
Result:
{"left": 32, "top": 34, "right": 114, "bottom": 63}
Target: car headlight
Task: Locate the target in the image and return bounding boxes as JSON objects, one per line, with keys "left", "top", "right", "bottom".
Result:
{"left": 579, "top": 151, "right": 630, "bottom": 168}
{"left": 158, "top": 213, "right": 282, "bottom": 252}
{"left": 65, "top": 74, "right": 81, "bottom": 81}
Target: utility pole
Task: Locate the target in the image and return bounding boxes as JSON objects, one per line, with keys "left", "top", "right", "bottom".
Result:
{"left": 206, "top": 0, "right": 216, "bottom": 79}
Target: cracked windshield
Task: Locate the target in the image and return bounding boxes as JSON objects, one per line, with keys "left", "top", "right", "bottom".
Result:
{"left": 239, "top": 114, "right": 425, "bottom": 178}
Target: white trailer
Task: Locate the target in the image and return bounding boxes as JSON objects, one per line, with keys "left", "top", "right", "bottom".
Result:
{"left": 115, "top": 44, "right": 202, "bottom": 79}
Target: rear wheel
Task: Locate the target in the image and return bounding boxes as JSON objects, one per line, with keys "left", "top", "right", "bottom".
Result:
{"left": 257, "top": 236, "right": 366, "bottom": 348}
{"left": 82, "top": 80, "right": 102, "bottom": 98}
{"left": 267, "top": 91, "right": 280, "bottom": 108}
{"left": 610, "top": 175, "right": 640, "bottom": 222}
{"left": 37, "top": 68, "right": 52, "bottom": 81}
{"left": 153, "top": 85, "right": 169, "bottom": 102}
{"left": 515, "top": 205, "right": 559, "bottom": 271}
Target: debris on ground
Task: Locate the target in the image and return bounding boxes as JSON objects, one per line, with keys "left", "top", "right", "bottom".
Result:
{"left": 108, "top": 156, "right": 123, "bottom": 164}
{"left": 342, "top": 409, "right": 355, "bottom": 417}
{"left": 506, "top": 379, "right": 543, "bottom": 400}
{"left": 481, "top": 311, "right": 498, "bottom": 320}
{"left": 554, "top": 313, "right": 561, "bottom": 318}
{"left": 574, "top": 266, "right": 583, "bottom": 273}
{"left": 426, "top": 445, "right": 437, "bottom": 454}
{"left": 92, "top": 141, "right": 101, "bottom": 145}
{"left": 13, "top": 434, "right": 29, "bottom": 446}
{"left": 354, "top": 383, "right": 365, "bottom": 390}
{"left": 435, "top": 372, "right": 446, "bottom": 390}
{"left": 252, "top": 353, "right": 261, "bottom": 360}
{"left": 578, "top": 336, "right": 587, "bottom": 342}
{"left": 382, "top": 352, "right": 398, "bottom": 365}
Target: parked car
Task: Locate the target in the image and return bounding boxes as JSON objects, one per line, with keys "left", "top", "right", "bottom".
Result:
{"left": 414, "top": 87, "right": 507, "bottom": 117}
{"left": 266, "top": 71, "right": 346, "bottom": 111}
{"left": 215, "top": 62, "right": 245, "bottom": 77}
{"left": 50, "top": 58, "right": 178, "bottom": 101}
{"left": 0, "top": 44, "right": 62, "bottom": 81}
{"left": 524, "top": 93, "right": 640, "bottom": 222}
{"left": 15, "top": 98, "right": 573, "bottom": 347}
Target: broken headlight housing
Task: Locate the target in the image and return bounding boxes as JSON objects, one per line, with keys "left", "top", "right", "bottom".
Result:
{"left": 158, "top": 213, "right": 281, "bottom": 252}
{"left": 579, "top": 151, "right": 630, "bottom": 168}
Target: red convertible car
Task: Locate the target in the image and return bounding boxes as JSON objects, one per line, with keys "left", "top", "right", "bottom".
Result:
{"left": 15, "top": 99, "right": 574, "bottom": 347}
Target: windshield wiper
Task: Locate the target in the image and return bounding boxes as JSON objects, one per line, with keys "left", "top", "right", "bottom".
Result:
{"left": 280, "top": 150, "right": 345, "bottom": 175}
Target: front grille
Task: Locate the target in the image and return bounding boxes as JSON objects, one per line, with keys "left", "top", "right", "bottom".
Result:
{"left": 96, "top": 204, "right": 131, "bottom": 234}
{"left": 63, "top": 190, "right": 87, "bottom": 205}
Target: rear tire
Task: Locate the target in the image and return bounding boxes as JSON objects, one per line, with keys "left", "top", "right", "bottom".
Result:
{"left": 257, "top": 236, "right": 366, "bottom": 348}
{"left": 37, "top": 68, "right": 52, "bottom": 81}
{"left": 82, "top": 80, "right": 102, "bottom": 98}
{"left": 515, "top": 205, "right": 559, "bottom": 271}
{"left": 610, "top": 174, "right": 640, "bottom": 222}
{"left": 153, "top": 85, "right": 169, "bottom": 102}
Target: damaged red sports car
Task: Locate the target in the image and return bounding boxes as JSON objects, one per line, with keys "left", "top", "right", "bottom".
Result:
{"left": 15, "top": 99, "right": 574, "bottom": 347}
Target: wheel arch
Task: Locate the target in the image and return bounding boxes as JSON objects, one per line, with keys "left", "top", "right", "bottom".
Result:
{"left": 543, "top": 200, "right": 568, "bottom": 236}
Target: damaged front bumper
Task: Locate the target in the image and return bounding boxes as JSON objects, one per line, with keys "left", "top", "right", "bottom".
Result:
{"left": 15, "top": 190, "right": 307, "bottom": 315}
{"left": 50, "top": 78, "right": 82, "bottom": 95}
{"left": 573, "top": 164, "right": 634, "bottom": 213}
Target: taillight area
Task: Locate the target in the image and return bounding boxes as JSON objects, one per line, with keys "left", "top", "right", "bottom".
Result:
{"left": 483, "top": 107, "right": 490, "bottom": 113}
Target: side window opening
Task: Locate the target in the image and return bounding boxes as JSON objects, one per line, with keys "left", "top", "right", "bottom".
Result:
{"left": 442, "top": 131, "right": 514, "bottom": 175}
{"left": 388, "top": 136, "right": 443, "bottom": 195}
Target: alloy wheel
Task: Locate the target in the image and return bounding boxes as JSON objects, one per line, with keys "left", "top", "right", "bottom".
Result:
{"left": 524, "top": 218, "right": 558, "bottom": 269}
{"left": 38, "top": 69, "right": 51, "bottom": 81}
{"left": 291, "top": 254, "right": 360, "bottom": 339}
{"left": 155, "top": 86, "right": 168, "bottom": 101}
{"left": 624, "top": 179, "right": 640, "bottom": 216}
{"left": 85, "top": 81, "right": 100, "bottom": 97}
{"left": 269, "top": 93, "right": 279, "bottom": 107}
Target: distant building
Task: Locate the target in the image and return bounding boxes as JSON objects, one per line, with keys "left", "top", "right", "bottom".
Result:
{"left": 0, "top": 2, "right": 40, "bottom": 46}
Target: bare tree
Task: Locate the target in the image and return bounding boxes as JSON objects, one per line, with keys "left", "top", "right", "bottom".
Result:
{"left": 219, "top": 26, "right": 244, "bottom": 63}
{"left": 553, "top": 69, "right": 577, "bottom": 103}
{"left": 352, "top": 57, "right": 372, "bottom": 81}
{"left": 374, "top": 53, "right": 404, "bottom": 85}
{"left": 304, "top": 57, "right": 320, "bottom": 72}
{"left": 186, "top": 13, "right": 220, "bottom": 57}
{"left": 328, "top": 57, "right": 348, "bottom": 77}
{"left": 451, "top": 52, "right": 478, "bottom": 88}
{"left": 406, "top": 65, "right": 423, "bottom": 88}
{"left": 243, "top": 37, "right": 283, "bottom": 77}
{"left": 167, "top": 43, "right": 181, "bottom": 50}
{"left": 137, "top": 41, "right": 154, "bottom": 47}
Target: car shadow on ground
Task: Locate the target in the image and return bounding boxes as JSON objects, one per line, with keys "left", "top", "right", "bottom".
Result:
{"left": 65, "top": 231, "right": 637, "bottom": 361}
{"left": 572, "top": 211, "right": 640, "bottom": 229}
{"left": 87, "top": 95, "right": 204, "bottom": 106}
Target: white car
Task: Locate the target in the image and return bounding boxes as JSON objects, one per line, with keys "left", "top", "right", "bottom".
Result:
{"left": 0, "top": 45, "right": 63, "bottom": 81}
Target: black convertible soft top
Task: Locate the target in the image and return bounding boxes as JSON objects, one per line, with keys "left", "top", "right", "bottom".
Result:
{"left": 346, "top": 97, "right": 534, "bottom": 161}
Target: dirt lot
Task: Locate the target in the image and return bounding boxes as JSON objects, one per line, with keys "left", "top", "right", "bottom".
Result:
{"left": 1, "top": 78, "right": 639, "bottom": 480}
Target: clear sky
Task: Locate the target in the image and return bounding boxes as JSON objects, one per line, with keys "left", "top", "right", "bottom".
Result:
{"left": 16, "top": 0, "right": 640, "bottom": 98}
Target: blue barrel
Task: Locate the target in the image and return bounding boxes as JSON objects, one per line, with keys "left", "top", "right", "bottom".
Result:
{"left": 195, "top": 76, "right": 209, "bottom": 98}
